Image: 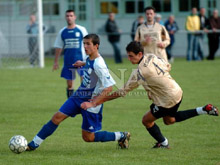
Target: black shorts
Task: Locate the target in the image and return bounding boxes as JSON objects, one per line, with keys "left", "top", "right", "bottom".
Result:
{"left": 150, "top": 100, "right": 182, "bottom": 119}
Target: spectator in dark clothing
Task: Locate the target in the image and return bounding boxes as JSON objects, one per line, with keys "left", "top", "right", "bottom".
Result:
{"left": 198, "top": 7, "right": 209, "bottom": 60}
{"left": 164, "top": 15, "right": 179, "bottom": 62}
{"left": 131, "top": 15, "right": 144, "bottom": 40}
{"left": 105, "top": 12, "right": 122, "bottom": 63}
{"left": 207, "top": 9, "right": 220, "bottom": 60}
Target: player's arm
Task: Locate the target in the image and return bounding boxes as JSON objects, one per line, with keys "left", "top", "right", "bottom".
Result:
{"left": 81, "top": 86, "right": 113, "bottom": 110}
{"left": 98, "top": 69, "right": 139, "bottom": 104}
{"left": 52, "top": 48, "right": 62, "bottom": 71}
{"left": 134, "top": 27, "right": 140, "bottom": 42}
{"left": 134, "top": 27, "right": 148, "bottom": 46}
{"left": 73, "top": 60, "right": 86, "bottom": 68}
{"left": 53, "top": 29, "right": 64, "bottom": 71}
{"left": 157, "top": 26, "right": 170, "bottom": 49}
{"left": 81, "top": 69, "right": 139, "bottom": 110}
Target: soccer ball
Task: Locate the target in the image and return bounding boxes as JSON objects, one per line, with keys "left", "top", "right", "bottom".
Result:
{"left": 9, "top": 135, "right": 27, "bottom": 154}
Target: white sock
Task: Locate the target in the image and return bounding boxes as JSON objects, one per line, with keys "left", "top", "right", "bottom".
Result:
{"left": 161, "top": 138, "right": 168, "bottom": 146}
{"left": 33, "top": 135, "right": 44, "bottom": 145}
{"left": 196, "top": 107, "right": 207, "bottom": 115}
{"left": 114, "top": 132, "right": 122, "bottom": 141}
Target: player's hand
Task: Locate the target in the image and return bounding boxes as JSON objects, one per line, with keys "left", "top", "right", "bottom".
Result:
{"left": 157, "top": 42, "right": 165, "bottom": 48}
{"left": 81, "top": 102, "right": 96, "bottom": 110}
{"left": 52, "top": 63, "right": 59, "bottom": 71}
{"left": 73, "top": 60, "right": 84, "bottom": 68}
{"left": 145, "top": 36, "right": 152, "bottom": 44}
{"left": 213, "top": 28, "right": 217, "bottom": 32}
{"left": 204, "top": 28, "right": 208, "bottom": 33}
{"left": 169, "top": 30, "right": 174, "bottom": 35}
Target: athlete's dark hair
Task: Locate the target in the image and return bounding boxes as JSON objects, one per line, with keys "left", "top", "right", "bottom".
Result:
{"left": 66, "top": 9, "right": 75, "bottom": 13}
{"left": 126, "top": 41, "right": 143, "bottom": 55}
{"left": 144, "top": 6, "right": 156, "bottom": 13}
{"left": 84, "top": 34, "right": 100, "bottom": 46}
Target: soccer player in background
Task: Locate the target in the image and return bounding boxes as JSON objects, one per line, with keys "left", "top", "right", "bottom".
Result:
{"left": 135, "top": 6, "right": 170, "bottom": 62}
{"left": 26, "top": 34, "right": 130, "bottom": 151}
{"left": 81, "top": 41, "right": 219, "bottom": 149}
{"left": 53, "top": 10, "right": 88, "bottom": 98}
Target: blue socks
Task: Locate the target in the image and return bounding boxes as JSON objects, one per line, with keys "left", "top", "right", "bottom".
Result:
{"left": 31, "top": 121, "right": 122, "bottom": 148}
{"left": 37, "top": 120, "right": 58, "bottom": 140}
{"left": 29, "top": 120, "right": 58, "bottom": 149}
{"left": 94, "top": 131, "right": 116, "bottom": 142}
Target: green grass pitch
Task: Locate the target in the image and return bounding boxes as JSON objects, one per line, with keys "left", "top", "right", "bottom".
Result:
{"left": 0, "top": 57, "right": 220, "bottom": 165}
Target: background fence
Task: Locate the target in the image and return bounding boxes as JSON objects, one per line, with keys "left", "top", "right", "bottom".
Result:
{"left": 0, "top": 0, "right": 219, "bottom": 69}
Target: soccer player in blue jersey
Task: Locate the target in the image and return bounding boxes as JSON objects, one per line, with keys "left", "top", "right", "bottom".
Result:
{"left": 26, "top": 34, "right": 130, "bottom": 151}
{"left": 53, "top": 10, "right": 88, "bottom": 98}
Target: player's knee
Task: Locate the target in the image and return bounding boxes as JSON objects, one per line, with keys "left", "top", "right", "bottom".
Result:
{"left": 67, "top": 81, "right": 73, "bottom": 89}
{"left": 82, "top": 134, "right": 94, "bottom": 142}
{"left": 142, "top": 117, "right": 152, "bottom": 128}
{"left": 51, "top": 112, "right": 66, "bottom": 125}
{"left": 67, "top": 84, "right": 72, "bottom": 89}
{"left": 163, "top": 120, "right": 175, "bottom": 125}
{"left": 142, "top": 117, "right": 147, "bottom": 126}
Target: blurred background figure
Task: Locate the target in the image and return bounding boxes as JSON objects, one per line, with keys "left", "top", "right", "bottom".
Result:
{"left": 135, "top": 6, "right": 170, "bottom": 62}
{"left": 105, "top": 12, "right": 122, "bottom": 63}
{"left": 26, "top": 14, "right": 39, "bottom": 66}
{"left": 155, "top": 14, "right": 164, "bottom": 25}
{"left": 185, "top": 7, "right": 200, "bottom": 61}
{"left": 131, "top": 15, "right": 144, "bottom": 41}
{"left": 207, "top": 9, "right": 220, "bottom": 60}
{"left": 164, "top": 15, "right": 179, "bottom": 63}
{"left": 197, "top": 7, "right": 209, "bottom": 60}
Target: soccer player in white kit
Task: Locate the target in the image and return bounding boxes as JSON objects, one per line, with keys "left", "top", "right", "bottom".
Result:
{"left": 26, "top": 34, "right": 130, "bottom": 151}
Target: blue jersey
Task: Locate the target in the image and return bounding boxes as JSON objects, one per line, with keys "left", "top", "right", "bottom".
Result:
{"left": 54, "top": 25, "right": 88, "bottom": 67}
{"left": 73, "top": 56, "right": 115, "bottom": 113}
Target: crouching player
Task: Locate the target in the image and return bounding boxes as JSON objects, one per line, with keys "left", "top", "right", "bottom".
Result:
{"left": 26, "top": 34, "right": 130, "bottom": 151}
{"left": 81, "top": 41, "right": 219, "bottom": 149}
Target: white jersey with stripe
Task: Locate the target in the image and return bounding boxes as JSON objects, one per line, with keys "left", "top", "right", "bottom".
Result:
{"left": 73, "top": 55, "right": 116, "bottom": 113}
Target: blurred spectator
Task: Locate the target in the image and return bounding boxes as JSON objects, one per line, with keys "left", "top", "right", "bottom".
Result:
{"left": 207, "top": 9, "right": 220, "bottom": 60}
{"left": 26, "top": 14, "right": 46, "bottom": 66}
{"left": 197, "top": 7, "right": 209, "bottom": 60}
{"left": 105, "top": 12, "right": 122, "bottom": 63}
{"left": 185, "top": 7, "right": 200, "bottom": 61}
{"left": 164, "top": 15, "right": 179, "bottom": 62}
{"left": 155, "top": 14, "right": 164, "bottom": 25}
{"left": 131, "top": 15, "right": 144, "bottom": 40}
{"left": 135, "top": 6, "right": 170, "bottom": 62}
{"left": 26, "top": 14, "right": 39, "bottom": 66}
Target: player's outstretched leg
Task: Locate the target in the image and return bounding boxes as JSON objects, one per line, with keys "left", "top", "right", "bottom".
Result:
{"left": 26, "top": 120, "right": 58, "bottom": 151}
{"left": 174, "top": 104, "right": 218, "bottom": 123}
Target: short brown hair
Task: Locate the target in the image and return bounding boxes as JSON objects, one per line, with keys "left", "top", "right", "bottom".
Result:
{"left": 144, "top": 6, "right": 156, "bottom": 13}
